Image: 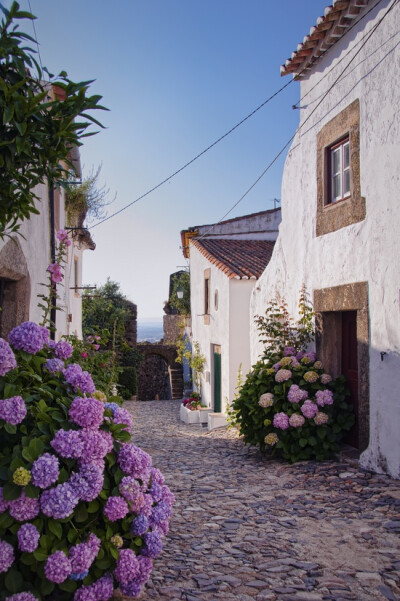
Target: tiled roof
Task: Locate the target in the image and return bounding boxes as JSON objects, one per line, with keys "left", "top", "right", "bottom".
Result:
{"left": 190, "top": 239, "right": 275, "bottom": 280}
{"left": 281, "top": 0, "right": 371, "bottom": 78}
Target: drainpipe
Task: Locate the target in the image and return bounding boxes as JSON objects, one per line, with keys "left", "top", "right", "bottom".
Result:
{"left": 49, "top": 182, "right": 56, "bottom": 340}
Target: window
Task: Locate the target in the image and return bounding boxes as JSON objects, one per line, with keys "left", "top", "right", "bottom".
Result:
{"left": 74, "top": 257, "right": 79, "bottom": 295}
{"left": 204, "top": 269, "right": 210, "bottom": 325}
{"left": 316, "top": 99, "right": 365, "bottom": 236}
{"left": 328, "top": 137, "right": 350, "bottom": 204}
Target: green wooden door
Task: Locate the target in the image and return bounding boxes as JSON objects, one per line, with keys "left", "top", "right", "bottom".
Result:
{"left": 213, "top": 349, "right": 221, "bottom": 412}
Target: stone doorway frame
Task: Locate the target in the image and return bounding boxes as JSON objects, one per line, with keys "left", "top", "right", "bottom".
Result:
{"left": 314, "top": 282, "right": 369, "bottom": 452}
{"left": 0, "top": 239, "right": 31, "bottom": 338}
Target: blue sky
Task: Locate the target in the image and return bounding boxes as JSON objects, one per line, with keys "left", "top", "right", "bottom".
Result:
{"left": 13, "top": 0, "right": 328, "bottom": 319}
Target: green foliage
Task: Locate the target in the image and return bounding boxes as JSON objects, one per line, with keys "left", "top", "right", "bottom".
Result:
{"left": 65, "top": 165, "right": 115, "bottom": 227}
{"left": 226, "top": 364, "right": 244, "bottom": 429}
{"left": 255, "top": 285, "right": 314, "bottom": 360}
{"left": 118, "top": 367, "right": 137, "bottom": 399}
{"left": 67, "top": 332, "right": 118, "bottom": 396}
{"left": 167, "top": 271, "right": 190, "bottom": 316}
{"left": 0, "top": 2, "right": 107, "bottom": 238}
{"left": 82, "top": 279, "right": 130, "bottom": 349}
{"left": 233, "top": 350, "right": 354, "bottom": 462}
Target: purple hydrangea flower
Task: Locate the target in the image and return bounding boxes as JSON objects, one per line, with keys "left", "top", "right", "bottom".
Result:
{"left": 118, "top": 444, "right": 152, "bottom": 481}
{"left": 149, "top": 501, "right": 172, "bottom": 527}
{"left": 0, "top": 488, "right": 8, "bottom": 513}
{"left": 321, "top": 373, "right": 332, "bottom": 384}
{"left": 51, "top": 429, "right": 84, "bottom": 459}
{"left": 8, "top": 491, "right": 39, "bottom": 521}
{"left": 131, "top": 514, "right": 149, "bottom": 536}
{"left": 31, "top": 453, "right": 59, "bottom": 489}
{"left": 315, "top": 389, "right": 334, "bottom": 407}
{"left": 0, "top": 396, "right": 27, "bottom": 425}
{"left": 287, "top": 384, "right": 308, "bottom": 404}
{"left": 79, "top": 429, "right": 111, "bottom": 463}
{"left": 150, "top": 468, "right": 165, "bottom": 486}
{"left": 104, "top": 496, "right": 129, "bottom": 522}
{"left": 17, "top": 523, "right": 40, "bottom": 553}
{"left": 40, "top": 483, "right": 79, "bottom": 519}
{"left": 5, "top": 594, "right": 39, "bottom": 601}
{"left": 119, "top": 555, "right": 153, "bottom": 596}
{"left": 0, "top": 540, "right": 14, "bottom": 573}
{"left": 0, "top": 339, "right": 17, "bottom": 376}
{"left": 301, "top": 400, "right": 319, "bottom": 419}
{"left": 63, "top": 363, "right": 83, "bottom": 382}
{"left": 69, "top": 534, "right": 101, "bottom": 574}
{"left": 44, "top": 550, "right": 72, "bottom": 583}
{"left": 113, "top": 407, "right": 133, "bottom": 432}
{"left": 44, "top": 358, "right": 65, "bottom": 374}
{"left": 73, "top": 372, "right": 95, "bottom": 394}
{"left": 74, "top": 573, "right": 114, "bottom": 601}
{"left": 9, "top": 322, "right": 48, "bottom": 354}
{"left": 54, "top": 340, "right": 73, "bottom": 360}
{"left": 140, "top": 494, "right": 153, "bottom": 517}
{"left": 283, "top": 346, "right": 296, "bottom": 356}
{"left": 69, "top": 463, "right": 104, "bottom": 503}
{"left": 69, "top": 397, "right": 104, "bottom": 429}
{"left": 161, "top": 485, "right": 175, "bottom": 506}
{"left": 119, "top": 476, "right": 144, "bottom": 511}
{"left": 140, "top": 532, "right": 163, "bottom": 558}
{"left": 273, "top": 412, "right": 290, "bottom": 430}
{"left": 296, "top": 350, "right": 305, "bottom": 360}
{"left": 114, "top": 548, "right": 140, "bottom": 585}
{"left": 304, "top": 351, "right": 316, "bottom": 363}
{"left": 148, "top": 481, "right": 163, "bottom": 503}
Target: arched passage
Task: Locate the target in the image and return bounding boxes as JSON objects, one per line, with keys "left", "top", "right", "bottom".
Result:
{"left": 0, "top": 239, "right": 31, "bottom": 337}
{"left": 137, "top": 344, "right": 183, "bottom": 401}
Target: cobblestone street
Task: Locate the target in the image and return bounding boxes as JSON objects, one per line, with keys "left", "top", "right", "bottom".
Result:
{"left": 125, "top": 400, "right": 400, "bottom": 601}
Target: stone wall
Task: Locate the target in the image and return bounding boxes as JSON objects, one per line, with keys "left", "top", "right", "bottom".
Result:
{"left": 163, "top": 315, "right": 181, "bottom": 344}
{"left": 138, "top": 354, "right": 171, "bottom": 401}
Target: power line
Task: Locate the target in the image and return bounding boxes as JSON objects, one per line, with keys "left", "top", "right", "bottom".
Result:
{"left": 89, "top": 0, "right": 389, "bottom": 231}
{"left": 198, "top": 0, "right": 398, "bottom": 239}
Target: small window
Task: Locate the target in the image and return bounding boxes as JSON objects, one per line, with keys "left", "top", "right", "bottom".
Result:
{"left": 74, "top": 257, "right": 79, "bottom": 294}
{"left": 328, "top": 137, "right": 350, "bottom": 204}
{"left": 214, "top": 289, "right": 219, "bottom": 311}
{"left": 204, "top": 269, "right": 210, "bottom": 325}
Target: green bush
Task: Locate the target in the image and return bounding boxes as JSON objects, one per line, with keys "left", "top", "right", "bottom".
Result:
{"left": 233, "top": 349, "right": 354, "bottom": 462}
{"left": 118, "top": 368, "right": 137, "bottom": 399}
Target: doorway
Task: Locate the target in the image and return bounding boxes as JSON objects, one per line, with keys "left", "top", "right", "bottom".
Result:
{"left": 213, "top": 345, "right": 221, "bottom": 412}
{"left": 341, "top": 311, "right": 359, "bottom": 448}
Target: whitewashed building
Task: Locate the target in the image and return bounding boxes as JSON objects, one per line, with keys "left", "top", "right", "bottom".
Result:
{"left": 251, "top": 0, "right": 400, "bottom": 477}
{"left": 181, "top": 208, "right": 281, "bottom": 427}
{"left": 0, "top": 154, "right": 95, "bottom": 340}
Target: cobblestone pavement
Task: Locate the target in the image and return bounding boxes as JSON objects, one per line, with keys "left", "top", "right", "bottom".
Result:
{"left": 125, "top": 400, "right": 400, "bottom": 601}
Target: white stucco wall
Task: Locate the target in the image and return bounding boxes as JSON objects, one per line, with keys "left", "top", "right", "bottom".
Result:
{"left": 190, "top": 245, "right": 230, "bottom": 409}
{"left": 0, "top": 182, "right": 88, "bottom": 340}
{"left": 250, "top": 1, "right": 400, "bottom": 477}
{"left": 196, "top": 208, "right": 281, "bottom": 240}
{"left": 189, "top": 245, "right": 256, "bottom": 411}
{"left": 228, "top": 278, "right": 255, "bottom": 407}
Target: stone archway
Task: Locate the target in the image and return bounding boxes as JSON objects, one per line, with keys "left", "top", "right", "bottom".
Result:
{"left": 0, "top": 239, "right": 31, "bottom": 337}
{"left": 137, "top": 344, "right": 183, "bottom": 401}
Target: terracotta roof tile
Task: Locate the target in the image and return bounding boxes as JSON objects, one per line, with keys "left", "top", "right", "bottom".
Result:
{"left": 190, "top": 239, "right": 275, "bottom": 280}
{"left": 281, "top": 0, "right": 371, "bottom": 78}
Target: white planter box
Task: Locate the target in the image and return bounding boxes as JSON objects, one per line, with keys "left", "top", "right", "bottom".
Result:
{"left": 199, "top": 408, "right": 213, "bottom": 424}
{"left": 180, "top": 405, "right": 200, "bottom": 424}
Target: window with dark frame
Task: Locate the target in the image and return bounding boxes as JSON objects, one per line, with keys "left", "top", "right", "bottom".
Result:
{"left": 327, "top": 136, "right": 350, "bottom": 204}
{"left": 74, "top": 257, "right": 79, "bottom": 294}
{"left": 204, "top": 274, "right": 210, "bottom": 316}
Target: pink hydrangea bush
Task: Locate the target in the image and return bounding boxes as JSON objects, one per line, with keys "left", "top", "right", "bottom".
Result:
{"left": 233, "top": 346, "right": 354, "bottom": 462}
{"left": 0, "top": 323, "right": 174, "bottom": 600}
